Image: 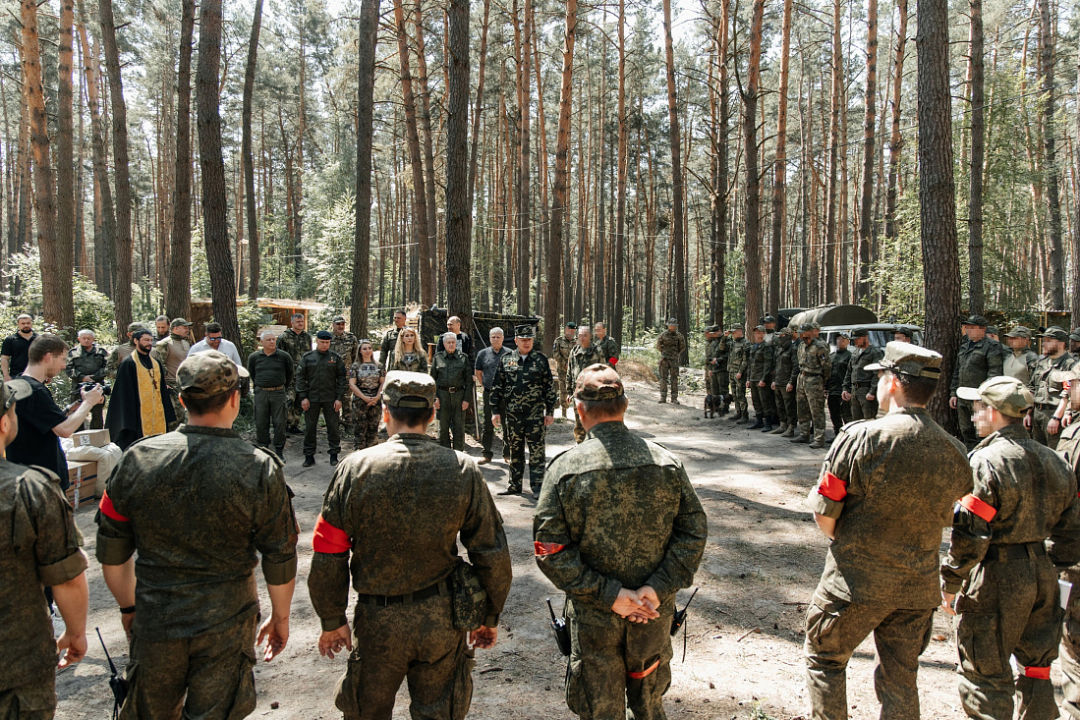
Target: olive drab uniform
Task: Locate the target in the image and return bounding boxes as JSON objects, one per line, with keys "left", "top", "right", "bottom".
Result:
{"left": 827, "top": 347, "right": 853, "bottom": 435}
{"left": 728, "top": 335, "right": 750, "bottom": 421}
{"left": 307, "top": 432, "right": 513, "bottom": 720}
{"left": 796, "top": 335, "right": 832, "bottom": 446}
{"left": 489, "top": 349, "right": 558, "bottom": 494}
{"left": 534, "top": 421, "right": 708, "bottom": 720}
{"left": 656, "top": 328, "right": 686, "bottom": 404}
{"left": 950, "top": 337, "right": 1005, "bottom": 449}
{"left": 805, "top": 407, "right": 972, "bottom": 720}
{"left": 1029, "top": 352, "right": 1076, "bottom": 450}
{"left": 1053, "top": 423, "right": 1080, "bottom": 719}
{"left": 705, "top": 334, "right": 730, "bottom": 413}
{"left": 348, "top": 360, "right": 384, "bottom": 449}
{"left": 844, "top": 344, "right": 884, "bottom": 421}
{"left": 66, "top": 342, "right": 109, "bottom": 429}
{"left": 96, "top": 426, "right": 298, "bottom": 720}
{"left": 278, "top": 328, "right": 313, "bottom": 428}
{"left": 552, "top": 335, "right": 578, "bottom": 414}
{"left": 942, "top": 424, "right": 1080, "bottom": 720}
{"left": 567, "top": 343, "right": 606, "bottom": 443}
{"left": 330, "top": 331, "right": 360, "bottom": 427}
{"left": 153, "top": 334, "right": 191, "bottom": 429}
{"left": 596, "top": 336, "right": 619, "bottom": 368}
{"left": 773, "top": 331, "right": 799, "bottom": 434}
{"left": 430, "top": 350, "right": 475, "bottom": 451}
{"left": 1, "top": 461, "right": 88, "bottom": 720}
{"left": 747, "top": 337, "right": 776, "bottom": 427}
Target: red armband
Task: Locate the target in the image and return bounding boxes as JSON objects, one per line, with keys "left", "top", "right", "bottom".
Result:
{"left": 959, "top": 494, "right": 997, "bottom": 523}
{"left": 98, "top": 491, "right": 129, "bottom": 522}
{"left": 609, "top": 357, "right": 618, "bottom": 366}
{"left": 1022, "top": 665, "right": 1051, "bottom": 680}
{"left": 817, "top": 472, "right": 847, "bottom": 502}
{"left": 534, "top": 541, "right": 566, "bottom": 557}
{"left": 628, "top": 659, "right": 661, "bottom": 679}
{"left": 312, "top": 514, "right": 352, "bottom": 554}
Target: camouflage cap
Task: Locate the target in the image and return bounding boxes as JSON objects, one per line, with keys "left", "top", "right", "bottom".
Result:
{"left": 127, "top": 321, "right": 147, "bottom": 333}
{"left": 864, "top": 341, "right": 942, "bottom": 379}
{"left": 986, "top": 325, "right": 999, "bottom": 336}
{"left": 753, "top": 325, "right": 766, "bottom": 332}
{"left": 1071, "top": 330, "right": 1080, "bottom": 343}
{"left": 1005, "top": 326, "right": 1031, "bottom": 339}
{"left": 799, "top": 323, "right": 814, "bottom": 334}
{"left": 331, "top": 315, "right": 346, "bottom": 323}
{"left": 729, "top": 322, "right": 744, "bottom": 331}
{"left": 763, "top": 315, "right": 777, "bottom": 324}
{"left": 705, "top": 324, "right": 720, "bottom": 333}
{"left": 666, "top": 318, "right": 677, "bottom": 326}
{"left": 850, "top": 327, "right": 869, "bottom": 338}
{"left": 1042, "top": 326, "right": 1069, "bottom": 342}
{"left": 962, "top": 314, "right": 989, "bottom": 327}
{"left": 315, "top": 330, "right": 333, "bottom": 340}
{"left": 382, "top": 371, "right": 436, "bottom": 409}
{"left": 837, "top": 332, "right": 850, "bottom": 340}
{"left": 574, "top": 364, "right": 625, "bottom": 401}
{"left": 956, "top": 376, "right": 1033, "bottom": 418}
{"left": 778, "top": 326, "right": 793, "bottom": 337}
{"left": 1, "top": 378, "right": 33, "bottom": 411}
{"left": 811, "top": 322, "right": 821, "bottom": 329}
{"left": 170, "top": 317, "right": 193, "bottom": 328}
{"left": 515, "top": 324, "right": 536, "bottom": 339}
{"left": 177, "top": 350, "right": 249, "bottom": 399}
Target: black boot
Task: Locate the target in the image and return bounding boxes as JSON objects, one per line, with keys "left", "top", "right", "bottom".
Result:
{"left": 330, "top": 454, "right": 339, "bottom": 466}
{"left": 303, "top": 455, "right": 315, "bottom": 467}
{"left": 749, "top": 415, "right": 764, "bottom": 430}
{"left": 761, "top": 416, "right": 773, "bottom": 432}
{"left": 735, "top": 410, "right": 749, "bottom": 424}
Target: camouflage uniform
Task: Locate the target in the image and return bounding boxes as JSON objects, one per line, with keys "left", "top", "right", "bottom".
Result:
{"left": 827, "top": 346, "right": 853, "bottom": 435}
{"left": 1, "top": 457, "right": 88, "bottom": 720}
{"left": 380, "top": 325, "right": 405, "bottom": 371}
{"left": 704, "top": 330, "right": 730, "bottom": 414}
{"left": 96, "top": 423, "right": 298, "bottom": 720}
{"left": 747, "top": 335, "right": 776, "bottom": 427}
{"left": 330, "top": 329, "right": 360, "bottom": 428}
{"left": 348, "top": 360, "right": 384, "bottom": 449}
{"left": 307, "top": 375, "right": 512, "bottom": 720}
{"left": 943, "top": 417, "right": 1080, "bottom": 720}
{"left": 727, "top": 332, "right": 750, "bottom": 421}
{"left": 430, "top": 350, "right": 475, "bottom": 451}
{"left": 66, "top": 342, "right": 109, "bottom": 429}
{"left": 153, "top": 331, "right": 191, "bottom": 429}
{"left": 489, "top": 347, "right": 557, "bottom": 494}
{"left": 950, "top": 331, "right": 1005, "bottom": 450}
{"left": 535, "top": 417, "right": 707, "bottom": 720}
{"left": 552, "top": 334, "right": 578, "bottom": 414}
{"left": 1054, "top": 409, "right": 1080, "bottom": 720}
{"left": 795, "top": 329, "right": 832, "bottom": 447}
{"left": 655, "top": 325, "right": 686, "bottom": 404}
{"left": 844, "top": 341, "right": 884, "bottom": 421}
{"left": 772, "top": 330, "right": 799, "bottom": 435}
{"left": 805, "top": 388, "right": 972, "bottom": 720}
{"left": 596, "top": 335, "right": 620, "bottom": 368}
{"left": 278, "top": 327, "right": 313, "bottom": 429}
{"left": 1029, "top": 338, "right": 1076, "bottom": 451}
{"left": 106, "top": 342, "right": 136, "bottom": 380}
{"left": 567, "top": 343, "right": 606, "bottom": 444}
{"left": 297, "top": 347, "right": 348, "bottom": 461}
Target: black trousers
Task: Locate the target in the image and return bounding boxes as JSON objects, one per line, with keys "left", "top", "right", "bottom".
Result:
{"left": 303, "top": 400, "right": 341, "bottom": 456}
{"left": 827, "top": 394, "right": 851, "bottom": 434}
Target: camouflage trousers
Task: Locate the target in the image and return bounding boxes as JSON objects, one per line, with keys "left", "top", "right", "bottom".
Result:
{"left": 658, "top": 358, "right": 679, "bottom": 401}
{"left": 119, "top": 614, "right": 257, "bottom": 720}
{"left": 504, "top": 411, "right": 546, "bottom": 493}
{"left": 352, "top": 396, "right": 382, "bottom": 449}
{"left": 437, "top": 388, "right": 468, "bottom": 452}
{"left": 705, "top": 367, "right": 727, "bottom": 398}
{"left": 955, "top": 552, "right": 1061, "bottom": 720}
{"left": 957, "top": 397, "right": 980, "bottom": 451}
{"left": 167, "top": 385, "right": 186, "bottom": 431}
{"left": 797, "top": 374, "right": 827, "bottom": 443}
{"left": 565, "top": 597, "right": 673, "bottom": 720}
{"left": 827, "top": 395, "right": 851, "bottom": 435}
{"left": 335, "top": 594, "right": 474, "bottom": 720}
{"left": 749, "top": 382, "right": 775, "bottom": 418}
{"left": 286, "top": 387, "right": 303, "bottom": 428}
{"left": 557, "top": 364, "right": 570, "bottom": 412}
{"left": 0, "top": 675, "right": 55, "bottom": 720}
{"left": 1031, "top": 406, "right": 1063, "bottom": 451}
{"left": 850, "top": 384, "right": 878, "bottom": 421}
{"left": 729, "top": 373, "right": 747, "bottom": 414}
{"left": 805, "top": 588, "right": 933, "bottom": 720}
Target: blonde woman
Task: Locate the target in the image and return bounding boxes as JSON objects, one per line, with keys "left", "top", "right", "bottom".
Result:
{"left": 390, "top": 327, "right": 428, "bottom": 372}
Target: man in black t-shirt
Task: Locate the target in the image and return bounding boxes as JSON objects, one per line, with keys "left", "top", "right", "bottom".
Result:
{"left": 1, "top": 314, "right": 37, "bottom": 380}
{"left": 9, "top": 335, "right": 104, "bottom": 489}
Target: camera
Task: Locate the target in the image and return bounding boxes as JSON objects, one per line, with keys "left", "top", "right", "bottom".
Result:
{"left": 80, "top": 381, "right": 112, "bottom": 396}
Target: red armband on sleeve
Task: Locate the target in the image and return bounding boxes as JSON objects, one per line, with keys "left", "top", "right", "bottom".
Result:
{"left": 609, "top": 357, "right": 618, "bottom": 366}
{"left": 960, "top": 494, "right": 997, "bottom": 523}
{"left": 98, "top": 491, "right": 129, "bottom": 522}
{"left": 534, "top": 541, "right": 566, "bottom": 556}
{"left": 817, "top": 471, "right": 847, "bottom": 502}
{"left": 312, "top": 514, "right": 352, "bottom": 554}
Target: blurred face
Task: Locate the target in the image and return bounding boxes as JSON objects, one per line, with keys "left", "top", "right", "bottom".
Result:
{"left": 490, "top": 332, "right": 504, "bottom": 351}
{"left": 802, "top": 332, "right": 813, "bottom": 345}
{"left": 753, "top": 330, "right": 764, "bottom": 342}
{"left": 394, "top": 312, "right": 407, "bottom": 328}
{"left": 1070, "top": 379, "right": 1080, "bottom": 411}
{"left": 262, "top": 336, "right": 277, "bottom": 353}
{"left": 894, "top": 333, "right": 911, "bottom": 343}
{"left": 964, "top": 324, "right": 986, "bottom": 342}
{"left": 204, "top": 330, "right": 223, "bottom": 348}
{"left": 579, "top": 330, "right": 591, "bottom": 348}
{"left": 853, "top": 336, "right": 868, "bottom": 348}
{"left": 17, "top": 317, "right": 33, "bottom": 334}
{"left": 79, "top": 333, "right": 95, "bottom": 349}
{"left": 765, "top": 322, "right": 775, "bottom": 331}
{"left": 173, "top": 325, "right": 190, "bottom": 339}
{"left": 564, "top": 326, "right": 575, "bottom": 340}
{"left": 594, "top": 324, "right": 606, "bottom": 339}
{"left": 972, "top": 400, "right": 996, "bottom": 437}
{"left": 291, "top": 316, "right": 306, "bottom": 332}
{"left": 1007, "top": 336, "right": 1028, "bottom": 351}
{"left": 401, "top": 329, "right": 417, "bottom": 349}
{"left": 360, "top": 342, "right": 374, "bottom": 360}
{"left": 448, "top": 319, "right": 461, "bottom": 334}
{"left": 317, "top": 338, "right": 331, "bottom": 352}
{"left": 516, "top": 337, "right": 534, "bottom": 354}
{"left": 156, "top": 321, "right": 169, "bottom": 337}
{"left": 333, "top": 321, "right": 346, "bottom": 336}
{"left": 837, "top": 337, "right": 849, "bottom": 351}
{"left": 44, "top": 351, "right": 67, "bottom": 379}
{"left": 733, "top": 330, "right": 743, "bottom": 339}
{"left": 444, "top": 337, "right": 458, "bottom": 354}
{"left": 1045, "top": 339, "right": 1064, "bottom": 356}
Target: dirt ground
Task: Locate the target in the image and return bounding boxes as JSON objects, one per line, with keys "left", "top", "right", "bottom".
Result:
{"left": 54, "top": 367, "right": 1059, "bottom": 719}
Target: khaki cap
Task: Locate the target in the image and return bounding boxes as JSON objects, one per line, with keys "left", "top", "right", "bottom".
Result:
{"left": 177, "top": 350, "right": 249, "bottom": 399}
{"left": 1, "top": 378, "right": 33, "bottom": 411}
{"left": 170, "top": 317, "right": 193, "bottom": 328}
{"left": 956, "top": 376, "right": 1033, "bottom": 418}
{"left": 1005, "top": 326, "right": 1031, "bottom": 339}
{"left": 574, "top": 364, "right": 625, "bottom": 401}
{"left": 382, "top": 371, "right": 436, "bottom": 409}
{"left": 864, "top": 341, "right": 943, "bottom": 379}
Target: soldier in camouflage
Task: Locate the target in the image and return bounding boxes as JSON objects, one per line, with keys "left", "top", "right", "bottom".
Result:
{"left": 1003, "top": 326, "right": 1039, "bottom": 384}
{"left": 66, "top": 329, "right": 109, "bottom": 429}
{"left": 490, "top": 324, "right": 557, "bottom": 495}
{"left": 97, "top": 351, "right": 298, "bottom": 720}
{"left": 805, "top": 342, "right": 972, "bottom": 720}
{"left": 0, "top": 378, "right": 89, "bottom": 720}
{"left": 307, "top": 371, "right": 512, "bottom": 720}
{"left": 594, "top": 322, "right": 620, "bottom": 368}
{"left": 552, "top": 322, "right": 579, "bottom": 417}
{"left": 943, "top": 376, "right": 1080, "bottom": 720}
{"left": 842, "top": 327, "right": 883, "bottom": 421}
{"left": 347, "top": 340, "right": 385, "bottom": 450}
{"left": 949, "top": 315, "right": 1006, "bottom": 450}
{"left": 656, "top": 318, "right": 686, "bottom": 404}
{"left": 1053, "top": 373, "right": 1080, "bottom": 719}
{"left": 1026, "top": 326, "right": 1076, "bottom": 450}
{"left": 727, "top": 324, "right": 750, "bottom": 423}
{"left": 703, "top": 325, "right": 724, "bottom": 416}
{"left": 567, "top": 326, "right": 606, "bottom": 444}
{"left": 534, "top": 364, "right": 707, "bottom": 720}
{"left": 771, "top": 326, "right": 799, "bottom": 436}
{"left": 107, "top": 322, "right": 146, "bottom": 380}
{"left": 747, "top": 325, "right": 777, "bottom": 431}
{"left": 827, "top": 333, "right": 853, "bottom": 437}
{"left": 329, "top": 315, "right": 360, "bottom": 431}
{"left": 278, "top": 313, "right": 313, "bottom": 434}
{"left": 430, "top": 332, "right": 474, "bottom": 451}
{"left": 153, "top": 317, "right": 193, "bottom": 429}
{"left": 792, "top": 323, "right": 832, "bottom": 449}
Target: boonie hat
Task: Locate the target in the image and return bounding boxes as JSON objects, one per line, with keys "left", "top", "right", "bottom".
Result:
{"left": 962, "top": 315, "right": 989, "bottom": 327}
{"left": 515, "top": 324, "right": 536, "bottom": 339}
{"left": 956, "top": 376, "right": 1033, "bottom": 418}
{"left": 177, "top": 350, "right": 249, "bottom": 399}
{"left": 1042, "top": 326, "right": 1069, "bottom": 342}
{"left": 382, "top": 371, "right": 436, "bottom": 409}
{"left": 1005, "top": 326, "right": 1031, "bottom": 339}
{"left": 574, "top": 364, "right": 624, "bottom": 402}
{"left": 332, "top": 315, "right": 346, "bottom": 324}
{"left": 1, "top": 378, "right": 32, "bottom": 411}
{"left": 864, "top": 342, "right": 943, "bottom": 379}
{"left": 170, "top": 317, "right": 193, "bottom": 328}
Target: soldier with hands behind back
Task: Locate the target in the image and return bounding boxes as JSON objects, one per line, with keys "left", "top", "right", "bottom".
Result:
{"left": 656, "top": 319, "right": 686, "bottom": 405}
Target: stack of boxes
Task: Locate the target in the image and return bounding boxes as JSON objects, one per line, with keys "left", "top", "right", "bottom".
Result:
{"left": 65, "top": 429, "right": 110, "bottom": 509}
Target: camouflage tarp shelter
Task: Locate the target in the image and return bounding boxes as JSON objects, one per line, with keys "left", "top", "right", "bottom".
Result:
{"left": 788, "top": 304, "right": 878, "bottom": 328}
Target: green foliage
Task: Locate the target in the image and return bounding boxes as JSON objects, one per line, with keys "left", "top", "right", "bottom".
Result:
{"left": 235, "top": 303, "right": 270, "bottom": 358}
{"left": 307, "top": 192, "right": 357, "bottom": 310}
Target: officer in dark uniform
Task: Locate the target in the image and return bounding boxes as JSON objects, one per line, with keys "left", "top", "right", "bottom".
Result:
{"left": 97, "top": 351, "right": 298, "bottom": 720}
{"left": 843, "top": 328, "right": 883, "bottom": 421}
{"left": 490, "top": 325, "right": 557, "bottom": 496}
{"left": 297, "top": 330, "right": 347, "bottom": 467}
{"left": 804, "top": 343, "right": 972, "bottom": 719}
{"left": 534, "top": 364, "right": 707, "bottom": 720}
{"left": 307, "top": 371, "right": 512, "bottom": 720}
{"left": 747, "top": 325, "right": 777, "bottom": 431}
{"left": 827, "top": 333, "right": 853, "bottom": 437}
{"left": 66, "top": 329, "right": 109, "bottom": 429}
{"left": 950, "top": 314, "right": 1005, "bottom": 449}
{"left": 247, "top": 331, "right": 295, "bottom": 461}
{"left": 430, "top": 332, "right": 474, "bottom": 451}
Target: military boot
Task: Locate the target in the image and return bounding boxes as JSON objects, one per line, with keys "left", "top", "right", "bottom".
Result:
{"left": 809, "top": 439, "right": 825, "bottom": 449}
{"left": 781, "top": 423, "right": 796, "bottom": 438}
{"left": 749, "top": 415, "right": 764, "bottom": 430}
{"left": 790, "top": 434, "right": 811, "bottom": 444}
{"left": 497, "top": 486, "right": 522, "bottom": 496}
{"left": 761, "top": 416, "right": 773, "bottom": 432}
{"left": 330, "top": 454, "right": 339, "bottom": 466}
{"left": 303, "top": 455, "right": 316, "bottom": 467}
{"left": 769, "top": 421, "right": 786, "bottom": 435}
{"left": 735, "top": 410, "right": 749, "bottom": 424}
{"left": 658, "top": 396, "right": 667, "bottom": 404}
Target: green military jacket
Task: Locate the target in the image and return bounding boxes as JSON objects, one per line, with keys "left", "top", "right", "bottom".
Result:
{"left": 1, "top": 460, "right": 87, "bottom": 691}
{"left": 941, "top": 423, "right": 1080, "bottom": 593}
{"left": 727, "top": 336, "right": 749, "bottom": 377}
{"left": 278, "top": 328, "right": 313, "bottom": 367}
{"left": 296, "top": 349, "right": 348, "bottom": 403}
{"left": 534, "top": 421, "right": 707, "bottom": 619}
{"left": 106, "top": 342, "right": 136, "bottom": 379}
{"left": 1030, "top": 352, "right": 1076, "bottom": 406}
{"left": 153, "top": 334, "right": 191, "bottom": 386}
{"left": 844, "top": 344, "right": 884, "bottom": 393}
{"left": 66, "top": 343, "right": 109, "bottom": 387}
{"left": 807, "top": 408, "right": 971, "bottom": 607}
{"left": 827, "top": 348, "right": 852, "bottom": 396}
{"left": 390, "top": 349, "right": 428, "bottom": 373}
{"left": 655, "top": 330, "right": 686, "bottom": 361}
{"left": 430, "top": 350, "right": 475, "bottom": 392}
{"left": 308, "top": 433, "right": 513, "bottom": 630}
{"left": 552, "top": 336, "right": 578, "bottom": 369}
{"left": 747, "top": 341, "right": 774, "bottom": 384}
{"left": 489, "top": 350, "right": 557, "bottom": 418}
{"left": 96, "top": 425, "right": 298, "bottom": 640}
{"left": 705, "top": 337, "right": 729, "bottom": 376}
{"left": 797, "top": 338, "right": 832, "bottom": 381}
{"left": 773, "top": 337, "right": 799, "bottom": 387}
{"left": 329, "top": 331, "right": 359, "bottom": 368}
{"left": 950, "top": 337, "right": 1005, "bottom": 395}
{"left": 596, "top": 336, "right": 620, "bottom": 366}
{"left": 1004, "top": 348, "right": 1040, "bottom": 385}
{"left": 568, "top": 344, "right": 606, "bottom": 392}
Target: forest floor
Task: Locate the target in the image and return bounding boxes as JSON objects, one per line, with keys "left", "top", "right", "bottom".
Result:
{"left": 56, "top": 363, "right": 1052, "bottom": 720}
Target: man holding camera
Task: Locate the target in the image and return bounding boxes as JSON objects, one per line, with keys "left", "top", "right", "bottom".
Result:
{"left": 66, "top": 329, "right": 109, "bottom": 430}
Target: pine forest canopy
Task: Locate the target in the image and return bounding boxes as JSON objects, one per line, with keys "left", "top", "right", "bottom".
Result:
{"left": 3, "top": 0, "right": 1073, "bottom": 369}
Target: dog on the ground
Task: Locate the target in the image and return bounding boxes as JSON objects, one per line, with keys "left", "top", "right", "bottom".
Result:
{"left": 705, "top": 394, "right": 720, "bottom": 418}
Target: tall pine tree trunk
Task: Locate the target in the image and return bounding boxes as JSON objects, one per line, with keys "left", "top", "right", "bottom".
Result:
{"left": 1038, "top": 0, "right": 1064, "bottom": 309}
{"left": 350, "top": 0, "right": 380, "bottom": 338}
{"left": 445, "top": 0, "right": 472, "bottom": 331}
{"left": 967, "top": 0, "right": 984, "bottom": 314}
{"left": 824, "top": 0, "right": 841, "bottom": 302}
{"left": 857, "top": 0, "right": 877, "bottom": 301}
{"left": 467, "top": 0, "right": 490, "bottom": 214}
{"left": 712, "top": 0, "right": 729, "bottom": 327}
{"left": 741, "top": 0, "right": 765, "bottom": 329}
{"left": 413, "top": 3, "right": 439, "bottom": 304}
{"left": 243, "top": 0, "right": 263, "bottom": 300}
{"left": 167, "top": 0, "right": 194, "bottom": 320}
{"left": 884, "top": 0, "right": 907, "bottom": 243}
{"left": 663, "top": 0, "right": 688, "bottom": 352}
{"left": 769, "top": 0, "right": 792, "bottom": 316}
{"left": 56, "top": 0, "right": 76, "bottom": 332}
{"left": 613, "top": 0, "right": 627, "bottom": 344}
{"left": 516, "top": 0, "right": 532, "bottom": 316}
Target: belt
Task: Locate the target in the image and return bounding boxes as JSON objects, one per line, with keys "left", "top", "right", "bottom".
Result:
{"left": 853, "top": 381, "right": 871, "bottom": 389}
{"left": 257, "top": 385, "right": 285, "bottom": 391}
{"left": 984, "top": 542, "right": 1046, "bottom": 562}
{"left": 356, "top": 580, "right": 447, "bottom": 607}
{"left": 1037, "top": 402, "right": 1058, "bottom": 411}
{"left": 801, "top": 371, "right": 822, "bottom": 377}
{"left": 440, "top": 386, "right": 463, "bottom": 393}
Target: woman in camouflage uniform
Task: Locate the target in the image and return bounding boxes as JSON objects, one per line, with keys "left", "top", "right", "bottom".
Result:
{"left": 390, "top": 328, "right": 429, "bottom": 372}
{"left": 348, "top": 341, "right": 385, "bottom": 449}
